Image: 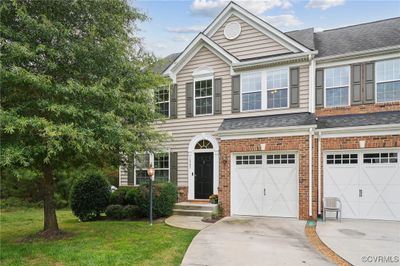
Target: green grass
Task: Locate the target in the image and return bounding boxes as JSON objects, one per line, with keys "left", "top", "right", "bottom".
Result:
{"left": 0, "top": 208, "right": 198, "bottom": 266}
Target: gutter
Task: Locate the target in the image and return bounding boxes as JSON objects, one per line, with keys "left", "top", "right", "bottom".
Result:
{"left": 218, "top": 124, "right": 317, "bottom": 138}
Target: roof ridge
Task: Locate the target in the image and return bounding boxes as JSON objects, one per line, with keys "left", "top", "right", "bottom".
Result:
{"left": 317, "top": 16, "right": 400, "bottom": 33}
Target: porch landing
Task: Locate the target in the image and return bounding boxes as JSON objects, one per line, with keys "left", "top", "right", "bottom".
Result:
{"left": 173, "top": 202, "right": 218, "bottom": 218}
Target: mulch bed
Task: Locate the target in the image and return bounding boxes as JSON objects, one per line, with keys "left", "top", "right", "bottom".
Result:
{"left": 305, "top": 223, "right": 352, "bottom": 266}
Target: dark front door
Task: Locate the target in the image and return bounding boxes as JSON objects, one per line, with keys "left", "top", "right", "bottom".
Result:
{"left": 194, "top": 152, "right": 214, "bottom": 199}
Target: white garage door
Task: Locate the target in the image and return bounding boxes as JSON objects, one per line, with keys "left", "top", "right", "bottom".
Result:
{"left": 231, "top": 153, "right": 298, "bottom": 217}
{"left": 324, "top": 149, "right": 400, "bottom": 221}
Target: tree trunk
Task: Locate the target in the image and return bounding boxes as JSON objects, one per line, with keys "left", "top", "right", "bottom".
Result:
{"left": 42, "top": 165, "right": 60, "bottom": 234}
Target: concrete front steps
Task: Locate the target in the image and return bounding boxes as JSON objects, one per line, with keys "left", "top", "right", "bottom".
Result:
{"left": 173, "top": 202, "right": 218, "bottom": 218}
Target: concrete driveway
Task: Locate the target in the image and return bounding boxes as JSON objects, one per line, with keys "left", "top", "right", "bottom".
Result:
{"left": 317, "top": 219, "right": 400, "bottom": 265}
{"left": 182, "top": 216, "right": 332, "bottom": 266}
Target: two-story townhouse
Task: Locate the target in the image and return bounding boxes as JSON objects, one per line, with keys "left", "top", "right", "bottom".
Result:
{"left": 119, "top": 2, "right": 400, "bottom": 221}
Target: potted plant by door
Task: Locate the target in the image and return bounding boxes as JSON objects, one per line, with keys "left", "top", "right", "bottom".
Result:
{"left": 209, "top": 194, "right": 218, "bottom": 204}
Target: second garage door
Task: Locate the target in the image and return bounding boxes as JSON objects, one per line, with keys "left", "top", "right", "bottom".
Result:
{"left": 324, "top": 149, "right": 400, "bottom": 221}
{"left": 231, "top": 153, "right": 298, "bottom": 217}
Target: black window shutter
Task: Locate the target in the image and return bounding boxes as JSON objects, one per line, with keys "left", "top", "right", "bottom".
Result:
{"left": 315, "top": 69, "right": 324, "bottom": 107}
{"left": 351, "top": 64, "right": 362, "bottom": 105}
{"left": 364, "top": 62, "right": 375, "bottom": 104}
{"left": 232, "top": 75, "right": 240, "bottom": 113}
{"left": 214, "top": 78, "right": 222, "bottom": 115}
{"left": 170, "top": 152, "right": 178, "bottom": 185}
{"left": 170, "top": 84, "right": 177, "bottom": 118}
{"left": 127, "top": 154, "right": 135, "bottom": 186}
{"left": 289, "top": 67, "right": 300, "bottom": 108}
{"left": 186, "top": 82, "right": 193, "bottom": 117}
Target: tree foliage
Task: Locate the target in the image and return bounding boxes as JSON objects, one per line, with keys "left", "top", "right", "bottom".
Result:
{"left": 0, "top": 0, "right": 166, "bottom": 234}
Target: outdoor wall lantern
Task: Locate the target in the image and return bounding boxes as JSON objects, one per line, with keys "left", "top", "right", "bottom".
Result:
{"left": 146, "top": 163, "right": 155, "bottom": 225}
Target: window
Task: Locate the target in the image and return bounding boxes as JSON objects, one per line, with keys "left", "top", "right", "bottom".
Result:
{"left": 363, "top": 152, "right": 398, "bottom": 164}
{"left": 154, "top": 153, "right": 169, "bottom": 183}
{"left": 240, "top": 68, "right": 290, "bottom": 111}
{"left": 267, "top": 69, "right": 288, "bottom": 109}
{"left": 236, "top": 155, "right": 262, "bottom": 165}
{"left": 325, "top": 66, "right": 350, "bottom": 107}
{"left": 266, "top": 154, "right": 295, "bottom": 164}
{"left": 135, "top": 153, "right": 170, "bottom": 184}
{"left": 326, "top": 154, "right": 358, "bottom": 165}
{"left": 195, "top": 139, "right": 213, "bottom": 149}
{"left": 135, "top": 153, "right": 150, "bottom": 185}
{"left": 195, "top": 79, "right": 213, "bottom": 115}
{"left": 241, "top": 72, "right": 262, "bottom": 111}
{"left": 155, "top": 86, "right": 169, "bottom": 117}
{"left": 376, "top": 58, "right": 400, "bottom": 103}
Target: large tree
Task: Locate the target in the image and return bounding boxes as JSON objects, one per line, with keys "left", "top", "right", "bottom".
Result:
{"left": 0, "top": 0, "right": 165, "bottom": 236}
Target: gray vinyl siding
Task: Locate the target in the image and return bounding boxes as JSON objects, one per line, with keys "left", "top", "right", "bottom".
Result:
{"left": 210, "top": 15, "right": 290, "bottom": 60}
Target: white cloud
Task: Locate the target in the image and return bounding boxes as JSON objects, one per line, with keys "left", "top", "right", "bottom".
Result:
{"left": 261, "top": 14, "right": 302, "bottom": 28}
{"left": 306, "top": 0, "right": 345, "bottom": 10}
{"left": 172, "top": 35, "right": 192, "bottom": 42}
{"left": 191, "top": 0, "right": 292, "bottom": 17}
{"left": 166, "top": 25, "right": 206, "bottom": 33}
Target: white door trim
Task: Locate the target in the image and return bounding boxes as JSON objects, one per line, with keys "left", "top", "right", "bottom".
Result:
{"left": 188, "top": 133, "right": 219, "bottom": 200}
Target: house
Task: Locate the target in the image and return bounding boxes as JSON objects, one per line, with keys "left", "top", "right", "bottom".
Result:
{"left": 119, "top": 2, "right": 400, "bottom": 221}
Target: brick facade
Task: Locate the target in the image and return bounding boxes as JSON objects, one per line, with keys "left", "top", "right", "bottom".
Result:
{"left": 316, "top": 102, "right": 400, "bottom": 117}
{"left": 314, "top": 135, "right": 400, "bottom": 214}
{"left": 218, "top": 135, "right": 317, "bottom": 220}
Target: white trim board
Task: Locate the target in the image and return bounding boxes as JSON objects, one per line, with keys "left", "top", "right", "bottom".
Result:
{"left": 164, "top": 34, "right": 238, "bottom": 82}
{"left": 316, "top": 124, "right": 400, "bottom": 138}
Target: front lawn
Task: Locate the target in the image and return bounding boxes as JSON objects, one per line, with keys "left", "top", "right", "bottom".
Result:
{"left": 0, "top": 208, "right": 198, "bottom": 266}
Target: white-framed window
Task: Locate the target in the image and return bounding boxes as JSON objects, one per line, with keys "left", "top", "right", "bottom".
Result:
{"left": 376, "top": 58, "right": 400, "bottom": 103}
{"left": 267, "top": 69, "right": 289, "bottom": 109}
{"left": 324, "top": 66, "right": 350, "bottom": 108}
{"left": 326, "top": 154, "right": 358, "bottom": 165}
{"left": 155, "top": 86, "right": 169, "bottom": 117}
{"left": 194, "top": 78, "right": 213, "bottom": 115}
{"left": 135, "top": 152, "right": 170, "bottom": 185}
{"left": 240, "top": 68, "right": 289, "bottom": 111}
{"left": 236, "top": 155, "right": 262, "bottom": 165}
{"left": 266, "top": 154, "right": 295, "bottom": 164}
{"left": 241, "top": 72, "right": 262, "bottom": 111}
{"left": 363, "top": 152, "right": 398, "bottom": 164}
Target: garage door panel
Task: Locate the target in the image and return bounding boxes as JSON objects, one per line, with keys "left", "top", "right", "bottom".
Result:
{"left": 232, "top": 153, "right": 298, "bottom": 218}
{"left": 324, "top": 149, "right": 400, "bottom": 221}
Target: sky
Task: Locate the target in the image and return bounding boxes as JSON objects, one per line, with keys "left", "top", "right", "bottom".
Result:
{"left": 130, "top": 0, "right": 400, "bottom": 58}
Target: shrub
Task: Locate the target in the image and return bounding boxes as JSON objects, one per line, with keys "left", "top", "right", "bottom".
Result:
{"left": 122, "top": 205, "right": 141, "bottom": 219}
{"left": 70, "top": 173, "right": 111, "bottom": 221}
{"left": 109, "top": 186, "right": 139, "bottom": 205}
{"left": 136, "top": 183, "right": 177, "bottom": 218}
{"left": 105, "top": 204, "right": 124, "bottom": 219}
{"left": 125, "top": 187, "right": 140, "bottom": 205}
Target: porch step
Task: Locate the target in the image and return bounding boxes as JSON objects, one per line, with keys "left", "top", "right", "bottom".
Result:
{"left": 173, "top": 202, "right": 218, "bottom": 218}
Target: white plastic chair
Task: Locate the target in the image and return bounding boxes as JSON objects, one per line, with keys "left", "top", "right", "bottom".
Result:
{"left": 323, "top": 197, "right": 342, "bottom": 222}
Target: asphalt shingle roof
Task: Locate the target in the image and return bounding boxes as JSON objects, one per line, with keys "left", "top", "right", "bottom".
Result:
{"left": 317, "top": 111, "right": 400, "bottom": 129}
{"left": 219, "top": 112, "right": 317, "bottom": 131}
{"left": 285, "top": 28, "right": 315, "bottom": 50}
{"left": 314, "top": 17, "right": 400, "bottom": 58}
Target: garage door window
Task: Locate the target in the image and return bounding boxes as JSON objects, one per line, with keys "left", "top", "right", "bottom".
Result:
{"left": 326, "top": 154, "right": 358, "bottom": 164}
{"left": 266, "top": 154, "right": 295, "bottom": 164}
{"left": 236, "top": 155, "right": 262, "bottom": 165}
{"left": 363, "top": 152, "right": 398, "bottom": 164}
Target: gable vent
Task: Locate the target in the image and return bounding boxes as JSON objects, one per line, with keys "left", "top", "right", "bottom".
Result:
{"left": 224, "top": 21, "right": 241, "bottom": 40}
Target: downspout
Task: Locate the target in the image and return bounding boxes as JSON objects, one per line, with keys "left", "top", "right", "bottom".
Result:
{"left": 308, "top": 127, "right": 314, "bottom": 218}
{"left": 317, "top": 131, "right": 322, "bottom": 215}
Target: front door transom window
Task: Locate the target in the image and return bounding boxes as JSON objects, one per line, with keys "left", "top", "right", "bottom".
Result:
{"left": 195, "top": 139, "right": 213, "bottom": 149}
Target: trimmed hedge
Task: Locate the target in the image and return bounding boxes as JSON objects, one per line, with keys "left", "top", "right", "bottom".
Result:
{"left": 109, "top": 186, "right": 139, "bottom": 205}
{"left": 70, "top": 173, "right": 111, "bottom": 221}
{"left": 105, "top": 204, "right": 124, "bottom": 219}
{"left": 105, "top": 204, "right": 141, "bottom": 219}
{"left": 136, "top": 182, "right": 177, "bottom": 218}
